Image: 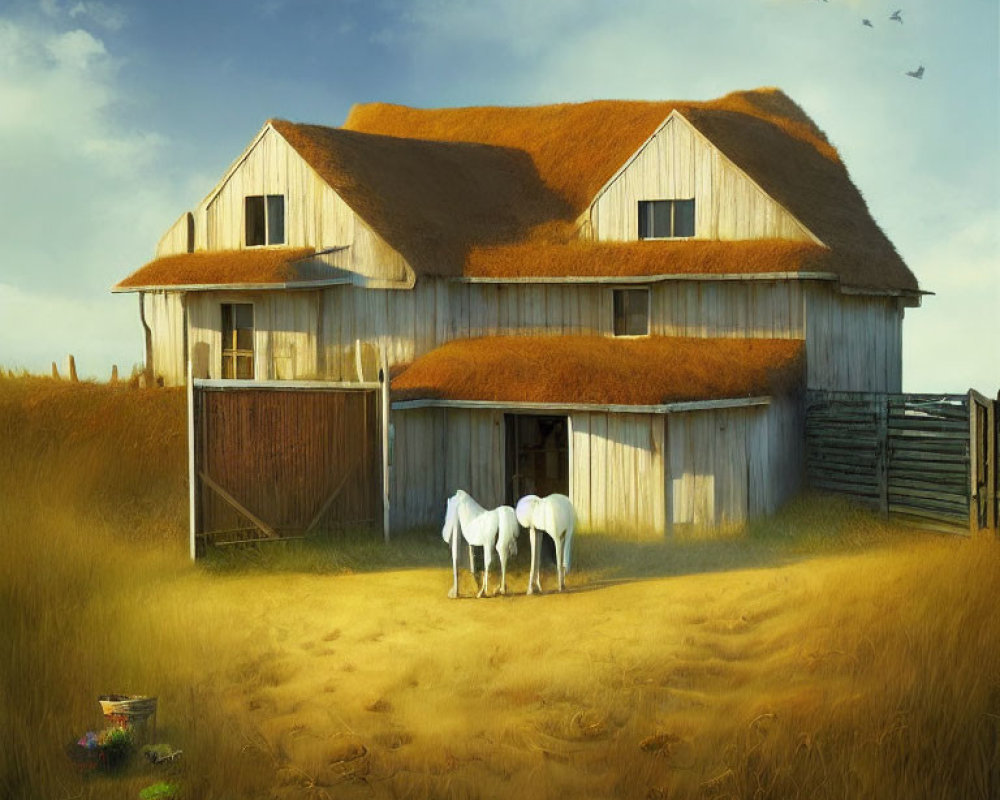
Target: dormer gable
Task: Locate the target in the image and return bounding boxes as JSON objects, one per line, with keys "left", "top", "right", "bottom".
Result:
{"left": 585, "top": 109, "right": 823, "bottom": 245}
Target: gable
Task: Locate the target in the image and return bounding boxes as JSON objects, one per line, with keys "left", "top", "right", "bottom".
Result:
{"left": 155, "top": 125, "right": 413, "bottom": 286}
{"left": 588, "top": 111, "right": 820, "bottom": 243}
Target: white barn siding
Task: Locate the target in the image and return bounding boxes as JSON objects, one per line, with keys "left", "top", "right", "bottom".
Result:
{"left": 570, "top": 412, "right": 666, "bottom": 539}
{"left": 390, "top": 407, "right": 505, "bottom": 530}
{"left": 198, "top": 126, "right": 411, "bottom": 285}
{"left": 805, "top": 284, "right": 903, "bottom": 392}
{"left": 155, "top": 213, "right": 193, "bottom": 258}
{"left": 143, "top": 291, "right": 186, "bottom": 386}
{"left": 652, "top": 280, "right": 806, "bottom": 339}
{"left": 589, "top": 114, "right": 815, "bottom": 244}
{"left": 667, "top": 398, "right": 802, "bottom": 530}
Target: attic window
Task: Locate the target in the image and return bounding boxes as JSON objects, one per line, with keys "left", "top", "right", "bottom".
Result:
{"left": 245, "top": 195, "right": 285, "bottom": 246}
{"left": 613, "top": 288, "right": 649, "bottom": 337}
{"left": 638, "top": 199, "right": 695, "bottom": 239}
{"left": 221, "top": 303, "right": 254, "bottom": 379}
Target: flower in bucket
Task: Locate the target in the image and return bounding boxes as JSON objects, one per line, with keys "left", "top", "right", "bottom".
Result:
{"left": 73, "top": 725, "right": 133, "bottom": 770}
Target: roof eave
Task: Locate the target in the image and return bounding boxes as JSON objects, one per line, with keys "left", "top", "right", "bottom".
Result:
{"left": 391, "top": 396, "right": 773, "bottom": 413}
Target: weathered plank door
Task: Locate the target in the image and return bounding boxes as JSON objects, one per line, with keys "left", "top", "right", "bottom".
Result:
{"left": 969, "top": 389, "right": 997, "bottom": 533}
{"left": 190, "top": 382, "right": 381, "bottom": 553}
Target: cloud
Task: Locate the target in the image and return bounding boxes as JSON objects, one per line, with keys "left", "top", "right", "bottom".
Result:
{"left": 0, "top": 12, "right": 183, "bottom": 373}
{"left": 68, "top": 1, "right": 126, "bottom": 31}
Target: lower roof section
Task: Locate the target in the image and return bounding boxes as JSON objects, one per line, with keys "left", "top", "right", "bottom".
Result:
{"left": 112, "top": 247, "right": 353, "bottom": 292}
{"left": 390, "top": 334, "right": 804, "bottom": 407}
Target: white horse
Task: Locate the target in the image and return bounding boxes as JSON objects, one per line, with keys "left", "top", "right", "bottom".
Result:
{"left": 442, "top": 490, "right": 519, "bottom": 599}
{"left": 515, "top": 493, "right": 576, "bottom": 594}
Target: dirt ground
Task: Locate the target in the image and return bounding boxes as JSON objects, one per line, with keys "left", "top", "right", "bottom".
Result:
{"left": 141, "top": 529, "right": 996, "bottom": 800}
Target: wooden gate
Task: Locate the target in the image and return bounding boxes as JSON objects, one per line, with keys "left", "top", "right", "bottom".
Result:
{"left": 189, "top": 380, "right": 382, "bottom": 554}
{"left": 806, "top": 389, "right": 998, "bottom": 534}
{"left": 969, "top": 390, "right": 997, "bottom": 533}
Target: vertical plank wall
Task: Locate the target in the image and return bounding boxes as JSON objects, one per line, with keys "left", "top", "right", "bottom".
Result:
{"left": 570, "top": 412, "right": 666, "bottom": 539}
{"left": 805, "top": 284, "right": 903, "bottom": 392}
{"left": 390, "top": 407, "right": 506, "bottom": 530}
{"left": 143, "top": 291, "right": 186, "bottom": 385}
{"left": 668, "top": 397, "right": 803, "bottom": 530}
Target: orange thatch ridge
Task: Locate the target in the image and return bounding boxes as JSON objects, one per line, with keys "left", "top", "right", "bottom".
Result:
{"left": 114, "top": 248, "right": 316, "bottom": 289}
{"left": 465, "top": 239, "right": 834, "bottom": 279}
{"left": 344, "top": 88, "right": 837, "bottom": 214}
{"left": 391, "top": 335, "right": 804, "bottom": 406}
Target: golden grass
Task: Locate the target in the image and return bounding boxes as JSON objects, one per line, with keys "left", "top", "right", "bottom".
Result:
{"left": 465, "top": 238, "right": 834, "bottom": 278}
{"left": 2, "top": 374, "right": 997, "bottom": 799}
{"left": 391, "top": 335, "right": 804, "bottom": 404}
{"left": 115, "top": 247, "right": 315, "bottom": 290}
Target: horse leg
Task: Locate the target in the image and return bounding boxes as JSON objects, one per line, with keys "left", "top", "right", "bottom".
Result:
{"left": 554, "top": 533, "right": 566, "bottom": 592}
{"left": 479, "top": 544, "right": 493, "bottom": 598}
{"left": 498, "top": 552, "right": 508, "bottom": 596}
{"left": 468, "top": 543, "right": 477, "bottom": 589}
{"left": 448, "top": 530, "right": 460, "bottom": 599}
{"left": 527, "top": 527, "right": 538, "bottom": 595}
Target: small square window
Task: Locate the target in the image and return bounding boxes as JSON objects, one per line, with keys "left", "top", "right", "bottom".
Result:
{"left": 638, "top": 199, "right": 695, "bottom": 239}
{"left": 613, "top": 288, "right": 649, "bottom": 336}
{"left": 245, "top": 194, "right": 285, "bottom": 246}
{"left": 221, "top": 303, "right": 254, "bottom": 379}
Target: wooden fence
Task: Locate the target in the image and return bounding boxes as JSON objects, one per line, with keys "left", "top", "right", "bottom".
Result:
{"left": 806, "top": 390, "right": 998, "bottom": 533}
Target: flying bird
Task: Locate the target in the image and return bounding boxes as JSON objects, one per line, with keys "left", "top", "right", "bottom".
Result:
{"left": 890, "top": 10, "right": 903, "bottom": 23}
{"left": 906, "top": 66, "right": 924, "bottom": 79}
{"left": 863, "top": 18, "right": 873, "bottom": 27}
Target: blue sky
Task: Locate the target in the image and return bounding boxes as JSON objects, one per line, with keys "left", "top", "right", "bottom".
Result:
{"left": 0, "top": 0, "right": 997, "bottom": 393}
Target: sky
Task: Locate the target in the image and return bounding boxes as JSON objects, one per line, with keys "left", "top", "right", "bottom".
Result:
{"left": 0, "top": 0, "right": 997, "bottom": 394}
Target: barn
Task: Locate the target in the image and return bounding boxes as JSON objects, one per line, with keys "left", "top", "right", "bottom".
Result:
{"left": 112, "top": 87, "right": 922, "bottom": 549}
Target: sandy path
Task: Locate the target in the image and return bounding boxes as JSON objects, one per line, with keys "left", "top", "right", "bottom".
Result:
{"left": 168, "top": 558, "right": 819, "bottom": 798}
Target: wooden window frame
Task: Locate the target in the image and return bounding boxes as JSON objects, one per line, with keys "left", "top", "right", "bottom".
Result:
{"left": 221, "top": 302, "right": 255, "bottom": 379}
{"left": 638, "top": 199, "right": 695, "bottom": 240}
{"left": 244, "top": 194, "right": 285, "bottom": 247}
{"left": 612, "top": 287, "right": 650, "bottom": 337}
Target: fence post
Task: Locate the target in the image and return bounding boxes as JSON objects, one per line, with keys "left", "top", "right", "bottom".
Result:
{"left": 877, "top": 396, "right": 889, "bottom": 516}
{"left": 988, "top": 394, "right": 997, "bottom": 532}
{"left": 969, "top": 390, "right": 980, "bottom": 535}
{"left": 380, "top": 347, "right": 391, "bottom": 544}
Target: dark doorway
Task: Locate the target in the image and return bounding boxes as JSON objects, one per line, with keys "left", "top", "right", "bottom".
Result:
{"left": 505, "top": 414, "right": 569, "bottom": 564}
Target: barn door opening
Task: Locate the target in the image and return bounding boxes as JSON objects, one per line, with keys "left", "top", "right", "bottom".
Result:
{"left": 504, "top": 414, "right": 569, "bottom": 564}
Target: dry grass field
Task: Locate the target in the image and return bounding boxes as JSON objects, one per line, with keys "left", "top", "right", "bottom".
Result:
{"left": 1, "top": 374, "right": 997, "bottom": 799}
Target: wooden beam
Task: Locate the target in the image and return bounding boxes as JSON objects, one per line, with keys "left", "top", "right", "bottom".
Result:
{"left": 969, "top": 389, "right": 980, "bottom": 536}
{"left": 303, "top": 451, "right": 364, "bottom": 535}
{"left": 198, "top": 470, "right": 278, "bottom": 540}
{"left": 381, "top": 347, "right": 391, "bottom": 543}
{"left": 391, "top": 397, "right": 772, "bottom": 414}
{"left": 451, "top": 271, "right": 840, "bottom": 286}
{"left": 187, "top": 361, "right": 197, "bottom": 560}
{"left": 193, "top": 378, "right": 380, "bottom": 391}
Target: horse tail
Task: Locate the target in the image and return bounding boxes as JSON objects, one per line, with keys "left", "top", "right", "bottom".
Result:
{"left": 564, "top": 511, "right": 575, "bottom": 572}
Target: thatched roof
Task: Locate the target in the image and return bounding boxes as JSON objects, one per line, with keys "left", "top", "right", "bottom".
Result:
{"left": 391, "top": 335, "right": 804, "bottom": 405}
{"left": 114, "top": 248, "right": 318, "bottom": 290}
{"left": 465, "top": 239, "right": 835, "bottom": 279}
{"left": 321, "top": 88, "right": 913, "bottom": 292}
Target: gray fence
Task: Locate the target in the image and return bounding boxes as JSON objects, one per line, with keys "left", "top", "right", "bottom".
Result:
{"left": 806, "top": 390, "right": 997, "bottom": 533}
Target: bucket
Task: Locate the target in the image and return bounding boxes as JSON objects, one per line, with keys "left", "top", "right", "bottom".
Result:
{"left": 98, "top": 694, "right": 158, "bottom": 745}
